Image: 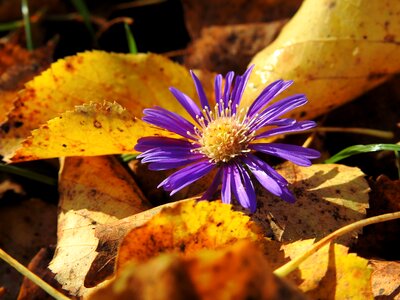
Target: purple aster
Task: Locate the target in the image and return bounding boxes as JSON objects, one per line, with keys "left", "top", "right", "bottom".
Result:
{"left": 135, "top": 66, "right": 320, "bottom": 213}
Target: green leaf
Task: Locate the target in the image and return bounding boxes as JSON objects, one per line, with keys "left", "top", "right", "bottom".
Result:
{"left": 124, "top": 22, "right": 138, "bottom": 54}
{"left": 21, "top": 0, "right": 33, "bottom": 51}
{"left": 0, "top": 163, "right": 57, "bottom": 185}
{"left": 71, "top": 0, "right": 95, "bottom": 38}
{"left": 325, "top": 144, "right": 400, "bottom": 164}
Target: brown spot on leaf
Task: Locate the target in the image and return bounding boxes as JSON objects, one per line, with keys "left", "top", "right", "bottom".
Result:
{"left": 93, "top": 120, "right": 102, "bottom": 128}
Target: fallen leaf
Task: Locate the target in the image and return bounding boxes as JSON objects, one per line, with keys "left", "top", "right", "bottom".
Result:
{"left": 245, "top": 0, "right": 400, "bottom": 120}
{"left": 0, "top": 198, "right": 57, "bottom": 300}
{"left": 370, "top": 259, "right": 400, "bottom": 299}
{"left": 0, "top": 37, "right": 54, "bottom": 123}
{"left": 48, "top": 156, "right": 151, "bottom": 296}
{"left": 86, "top": 241, "right": 306, "bottom": 300}
{"left": 184, "top": 20, "right": 287, "bottom": 74}
{"left": 181, "top": 0, "right": 302, "bottom": 38}
{"left": 283, "top": 239, "right": 374, "bottom": 299}
{"left": 242, "top": 163, "right": 369, "bottom": 245}
{"left": 116, "top": 200, "right": 264, "bottom": 270}
{"left": 0, "top": 51, "right": 197, "bottom": 158}
{"left": 8, "top": 101, "right": 177, "bottom": 162}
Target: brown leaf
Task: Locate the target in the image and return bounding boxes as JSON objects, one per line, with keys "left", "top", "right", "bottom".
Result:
{"left": 241, "top": 163, "right": 369, "bottom": 245}
{"left": 185, "top": 21, "right": 287, "bottom": 74}
{"left": 48, "top": 156, "right": 151, "bottom": 296}
{"left": 181, "top": 0, "right": 302, "bottom": 38}
{"left": 370, "top": 259, "right": 400, "bottom": 299}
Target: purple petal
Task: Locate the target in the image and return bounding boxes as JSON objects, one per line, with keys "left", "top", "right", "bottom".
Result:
{"left": 231, "top": 65, "right": 254, "bottom": 111}
{"left": 200, "top": 168, "right": 223, "bottom": 200}
{"left": 190, "top": 70, "right": 209, "bottom": 109}
{"left": 221, "top": 164, "right": 232, "bottom": 204}
{"left": 252, "top": 94, "right": 308, "bottom": 131}
{"left": 255, "top": 120, "right": 317, "bottom": 140}
{"left": 247, "top": 80, "right": 293, "bottom": 117}
{"left": 267, "top": 118, "right": 296, "bottom": 127}
{"left": 135, "top": 136, "right": 194, "bottom": 152}
{"left": 231, "top": 163, "right": 257, "bottom": 213}
{"left": 158, "top": 160, "right": 214, "bottom": 195}
{"left": 169, "top": 87, "right": 204, "bottom": 124}
{"left": 143, "top": 107, "right": 196, "bottom": 139}
{"left": 214, "top": 74, "right": 223, "bottom": 103}
{"left": 250, "top": 143, "right": 320, "bottom": 166}
{"left": 148, "top": 159, "right": 200, "bottom": 171}
{"left": 138, "top": 147, "right": 202, "bottom": 163}
{"left": 222, "top": 71, "right": 235, "bottom": 108}
{"left": 243, "top": 154, "right": 295, "bottom": 203}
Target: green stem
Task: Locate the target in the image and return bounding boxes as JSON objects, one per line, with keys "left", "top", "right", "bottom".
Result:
{"left": 0, "top": 164, "right": 57, "bottom": 186}
{"left": 124, "top": 22, "right": 138, "bottom": 54}
{"left": 21, "top": 0, "right": 34, "bottom": 51}
{"left": 0, "top": 248, "right": 70, "bottom": 300}
{"left": 274, "top": 211, "right": 400, "bottom": 277}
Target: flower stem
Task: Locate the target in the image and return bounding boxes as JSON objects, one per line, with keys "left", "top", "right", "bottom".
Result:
{"left": 273, "top": 211, "right": 400, "bottom": 278}
{"left": 0, "top": 248, "right": 70, "bottom": 300}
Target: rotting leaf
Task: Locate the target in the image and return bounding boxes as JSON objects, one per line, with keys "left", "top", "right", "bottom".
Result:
{"left": 244, "top": 0, "right": 400, "bottom": 120}
{"left": 0, "top": 37, "right": 55, "bottom": 124}
{"left": 7, "top": 101, "right": 177, "bottom": 162}
{"left": 0, "top": 51, "right": 197, "bottom": 158}
{"left": 282, "top": 239, "right": 373, "bottom": 299}
{"left": 48, "top": 156, "right": 151, "bottom": 297}
{"left": 240, "top": 163, "right": 369, "bottom": 245}
{"left": 116, "top": 200, "right": 264, "bottom": 270}
{"left": 86, "top": 241, "right": 307, "bottom": 300}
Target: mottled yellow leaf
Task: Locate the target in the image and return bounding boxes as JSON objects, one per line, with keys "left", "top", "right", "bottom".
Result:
{"left": 244, "top": 0, "right": 400, "bottom": 119}
{"left": 0, "top": 51, "right": 196, "bottom": 158}
{"left": 116, "top": 200, "right": 264, "bottom": 270}
{"left": 8, "top": 101, "right": 177, "bottom": 162}
{"left": 49, "top": 156, "right": 151, "bottom": 296}
{"left": 240, "top": 163, "right": 369, "bottom": 245}
{"left": 370, "top": 259, "right": 400, "bottom": 299}
{"left": 282, "top": 239, "right": 373, "bottom": 299}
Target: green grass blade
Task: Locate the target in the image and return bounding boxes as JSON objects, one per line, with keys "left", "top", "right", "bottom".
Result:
{"left": 0, "top": 20, "right": 24, "bottom": 31}
{"left": 21, "top": 0, "right": 33, "bottom": 50}
{"left": 70, "top": 0, "right": 95, "bottom": 38}
{"left": 0, "top": 163, "right": 57, "bottom": 186}
{"left": 121, "top": 153, "right": 138, "bottom": 162}
{"left": 124, "top": 22, "right": 138, "bottom": 54}
{"left": 325, "top": 144, "right": 400, "bottom": 164}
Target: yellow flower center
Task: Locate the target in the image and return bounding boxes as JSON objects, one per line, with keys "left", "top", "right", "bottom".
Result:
{"left": 191, "top": 101, "right": 256, "bottom": 163}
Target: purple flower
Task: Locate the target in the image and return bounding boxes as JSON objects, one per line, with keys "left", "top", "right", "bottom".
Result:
{"left": 135, "top": 66, "right": 320, "bottom": 213}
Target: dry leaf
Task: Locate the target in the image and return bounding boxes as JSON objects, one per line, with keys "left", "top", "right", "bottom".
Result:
{"left": 242, "top": 163, "right": 369, "bottom": 245}
{"left": 48, "top": 156, "right": 151, "bottom": 296}
{"left": 370, "top": 259, "right": 400, "bottom": 299}
{"left": 0, "top": 51, "right": 197, "bottom": 158}
{"left": 0, "top": 198, "right": 57, "bottom": 300}
{"left": 283, "top": 239, "right": 373, "bottom": 299}
{"left": 181, "top": 0, "right": 301, "bottom": 38}
{"left": 0, "top": 37, "right": 54, "bottom": 123}
{"left": 116, "top": 200, "right": 264, "bottom": 270}
{"left": 185, "top": 20, "right": 287, "bottom": 74}
{"left": 87, "top": 241, "right": 306, "bottom": 300}
{"left": 8, "top": 101, "right": 177, "bottom": 162}
{"left": 244, "top": 0, "right": 400, "bottom": 120}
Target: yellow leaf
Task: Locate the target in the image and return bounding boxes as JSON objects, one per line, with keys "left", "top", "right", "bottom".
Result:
{"left": 239, "top": 163, "right": 369, "bottom": 245}
{"left": 8, "top": 101, "right": 177, "bottom": 162}
{"left": 116, "top": 200, "right": 264, "bottom": 270}
{"left": 282, "top": 239, "right": 373, "bottom": 299}
{"left": 244, "top": 0, "right": 400, "bottom": 119}
{"left": 49, "top": 155, "right": 151, "bottom": 296}
{"left": 0, "top": 51, "right": 196, "bottom": 158}
{"left": 370, "top": 259, "right": 400, "bottom": 299}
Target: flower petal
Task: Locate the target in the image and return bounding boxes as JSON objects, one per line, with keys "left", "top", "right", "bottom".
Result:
{"left": 250, "top": 143, "right": 321, "bottom": 166}
{"left": 247, "top": 80, "right": 293, "bottom": 117}
{"left": 252, "top": 94, "right": 308, "bottom": 130}
{"left": 148, "top": 158, "right": 200, "bottom": 171}
{"left": 231, "top": 65, "right": 254, "bottom": 111}
{"left": 143, "top": 107, "right": 196, "bottom": 139}
{"left": 221, "top": 164, "right": 232, "bottom": 204}
{"left": 169, "top": 87, "right": 204, "bottom": 124}
{"left": 135, "top": 136, "right": 194, "bottom": 152}
{"left": 158, "top": 160, "right": 214, "bottom": 195}
{"left": 231, "top": 163, "right": 257, "bottom": 213}
{"left": 201, "top": 167, "right": 222, "bottom": 200}
{"left": 255, "top": 120, "right": 317, "bottom": 140}
{"left": 214, "top": 74, "right": 223, "bottom": 103}
{"left": 190, "top": 70, "right": 209, "bottom": 109}
{"left": 222, "top": 71, "right": 234, "bottom": 108}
